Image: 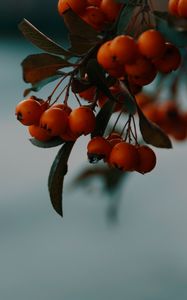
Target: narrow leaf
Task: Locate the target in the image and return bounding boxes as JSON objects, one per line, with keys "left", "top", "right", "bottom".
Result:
{"left": 138, "top": 106, "right": 172, "bottom": 148}
{"left": 92, "top": 100, "right": 115, "bottom": 138}
{"left": 48, "top": 142, "right": 75, "bottom": 217}
{"left": 117, "top": 2, "right": 138, "bottom": 34}
{"left": 23, "top": 74, "right": 62, "bottom": 97}
{"left": 119, "top": 81, "right": 137, "bottom": 115}
{"left": 22, "top": 53, "right": 71, "bottom": 84}
{"left": 29, "top": 137, "right": 64, "bottom": 148}
{"left": 63, "top": 10, "right": 100, "bottom": 55}
{"left": 71, "top": 77, "right": 92, "bottom": 93}
{"left": 18, "top": 19, "right": 73, "bottom": 57}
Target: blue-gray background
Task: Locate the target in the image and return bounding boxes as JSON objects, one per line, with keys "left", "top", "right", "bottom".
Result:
{"left": 1, "top": 1, "right": 187, "bottom": 299}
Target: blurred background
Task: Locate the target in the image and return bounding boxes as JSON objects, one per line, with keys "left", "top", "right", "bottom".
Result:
{"left": 1, "top": 1, "right": 187, "bottom": 300}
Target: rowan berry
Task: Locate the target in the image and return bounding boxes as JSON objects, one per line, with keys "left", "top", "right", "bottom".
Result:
{"left": 87, "top": 136, "right": 112, "bottom": 162}
{"left": 68, "top": 106, "right": 96, "bottom": 135}
{"left": 178, "top": 0, "right": 187, "bottom": 18}
{"left": 168, "top": 0, "right": 180, "bottom": 16}
{"left": 58, "top": 0, "right": 69, "bottom": 15}
{"left": 40, "top": 107, "right": 69, "bottom": 136}
{"left": 79, "top": 86, "right": 96, "bottom": 102}
{"left": 52, "top": 103, "right": 72, "bottom": 115}
{"left": 15, "top": 98, "right": 43, "bottom": 126}
{"left": 81, "top": 6, "right": 106, "bottom": 31}
{"left": 68, "top": 0, "right": 87, "bottom": 15}
{"left": 100, "top": 0, "right": 122, "bottom": 22}
{"left": 137, "top": 29, "right": 166, "bottom": 59}
{"left": 110, "top": 35, "right": 138, "bottom": 64}
{"left": 136, "top": 145, "right": 156, "bottom": 174}
{"left": 97, "top": 41, "right": 119, "bottom": 70}
{"left": 109, "top": 142, "right": 139, "bottom": 171}
{"left": 87, "top": 0, "right": 102, "bottom": 6}
{"left": 153, "top": 43, "right": 181, "bottom": 73}
{"left": 28, "top": 125, "right": 52, "bottom": 142}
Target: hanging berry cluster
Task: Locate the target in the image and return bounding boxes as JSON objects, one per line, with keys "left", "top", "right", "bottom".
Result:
{"left": 15, "top": 0, "right": 187, "bottom": 216}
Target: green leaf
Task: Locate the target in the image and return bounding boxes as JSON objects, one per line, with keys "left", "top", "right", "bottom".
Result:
{"left": 63, "top": 9, "right": 100, "bottom": 55}
{"left": 71, "top": 77, "right": 92, "bottom": 93}
{"left": 29, "top": 137, "right": 64, "bottom": 148}
{"left": 18, "top": 19, "right": 73, "bottom": 57}
{"left": 155, "top": 12, "right": 187, "bottom": 47}
{"left": 92, "top": 100, "right": 115, "bottom": 138}
{"left": 23, "top": 74, "right": 62, "bottom": 97}
{"left": 22, "top": 53, "right": 71, "bottom": 84}
{"left": 86, "top": 59, "right": 115, "bottom": 99}
{"left": 137, "top": 106, "right": 172, "bottom": 149}
{"left": 48, "top": 142, "right": 75, "bottom": 217}
{"left": 119, "top": 81, "right": 137, "bottom": 114}
{"left": 117, "top": 2, "right": 138, "bottom": 34}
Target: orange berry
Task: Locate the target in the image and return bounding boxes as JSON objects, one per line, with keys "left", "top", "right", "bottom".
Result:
{"left": 128, "top": 65, "right": 157, "bottom": 86}
{"left": 168, "top": 0, "right": 180, "bottom": 16}
{"left": 81, "top": 6, "right": 106, "bottom": 30}
{"left": 136, "top": 145, "right": 156, "bottom": 174}
{"left": 87, "top": 136, "right": 112, "bottom": 162}
{"left": 137, "top": 29, "right": 166, "bottom": 59}
{"left": 68, "top": 106, "right": 96, "bottom": 135}
{"left": 125, "top": 56, "right": 155, "bottom": 76}
{"left": 153, "top": 43, "right": 181, "bottom": 73}
{"left": 135, "top": 93, "right": 154, "bottom": 109}
{"left": 40, "top": 107, "right": 69, "bottom": 136}
{"left": 28, "top": 125, "right": 52, "bottom": 142}
{"left": 109, "top": 142, "right": 139, "bottom": 171}
{"left": 97, "top": 41, "right": 119, "bottom": 70}
{"left": 87, "top": 0, "right": 102, "bottom": 6}
{"left": 108, "top": 137, "right": 123, "bottom": 147}
{"left": 79, "top": 86, "right": 96, "bottom": 102}
{"left": 100, "top": 0, "right": 122, "bottom": 22}
{"left": 58, "top": 0, "right": 70, "bottom": 15}
{"left": 110, "top": 35, "right": 138, "bottom": 64}
{"left": 51, "top": 103, "right": 72, "bottom": 115}
{"left": 178, "top": 0, "right": 187, "bottom": 17}
{"left": 107, "top": 64, "right": 125, "bottom": 78}
{"left": 142, "top": 103, "right": 163, "bottom": 124}
{"left": 67, "top": 0, "right": 87, "bottom": 15}
{"left": 60, "top": 123, "right": 79, "bottom": 141}
{"left": 15, "top": 98, "right": 43, "bottom": 126}
{"left": 106, "top": 132, "right": 121, "bottom": 141}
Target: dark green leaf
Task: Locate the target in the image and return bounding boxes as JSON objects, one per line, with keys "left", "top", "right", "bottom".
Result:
{"left": 137, "top": 106, "right": 172, "bottom": 148}
{"left": 63, "top": 9, "right": 100, "bottom": 55}
{"left": 86, "top": 59, "right": 115, "bottom": 99}
{"left": 71, "top": 77, "right": 92, "bottom": 93}
{"left": 23, "top": 74, "right": 62, "bottom": 97}
{"left": 48, "top": 142, "right": 75, "bottom": 217}
{"left": 119, "top": 81, "right": 137, "bottom": 114}
{"left": 92, "top": 100, "right": 115, "bottom": 138}
{"left": 22, "top": 53, "right": 71, "bottom": 84}
{"left": 155, "top": 13, "right": 187, "bottom": 47}
{"left": 29, "top": 137, "right": 64, "bottom": 148}
{"left": 18, "top": 19, "right": 73, "bottom": 57}
{"left": 117, "top": 2, "right": 138, "bottom": 34}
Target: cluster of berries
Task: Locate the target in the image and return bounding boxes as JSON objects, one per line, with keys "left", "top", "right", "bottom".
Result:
{"left": 87, "top": 134, "right": 156, "bottom": 174}
{"left": 15, "top": 97, "right": 96, "bottom": 142}
{"left": 58, "top": 0, "right": 122, "bottom": 31}
{"left": 136, "top": 93, "right": 187, "bottom": 142}
{"left": 97, "top": 30, "right": 181, "bottom": 87}
{"left": 168, "top": 0, "right": 187, "bottom": 18}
